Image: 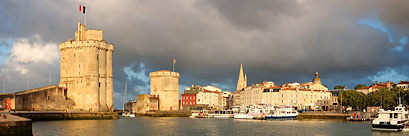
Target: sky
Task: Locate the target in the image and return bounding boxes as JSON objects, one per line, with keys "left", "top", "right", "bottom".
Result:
{"left": 1, "top": 0, "right": 409, "bottom": 109}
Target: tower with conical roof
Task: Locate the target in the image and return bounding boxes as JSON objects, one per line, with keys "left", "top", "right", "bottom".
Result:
{"left": 237, "top": 64, "right": 247, "bottom": 91}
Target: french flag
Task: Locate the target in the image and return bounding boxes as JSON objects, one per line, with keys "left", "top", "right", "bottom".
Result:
{"left": 79, "top": 5, "right": 86, "bottom": 14}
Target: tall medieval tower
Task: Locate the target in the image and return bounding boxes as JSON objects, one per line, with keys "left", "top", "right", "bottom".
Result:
{"left": 236, "top": 64, "right": 247, "bottom": 91}
{"left": 59, "top": 21, "right": 114, "bottom": 112}
{"left": 149, "top": 70, "right": 180, "bottom": 111}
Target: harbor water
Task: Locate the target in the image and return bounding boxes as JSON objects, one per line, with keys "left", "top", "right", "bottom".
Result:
{"left": 33, "top": 116, "right": 409, "bottom": 136}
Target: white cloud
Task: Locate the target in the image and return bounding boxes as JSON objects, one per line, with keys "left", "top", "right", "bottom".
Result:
{"left": 10, "top": 35, "right": 59, "bottom": 65}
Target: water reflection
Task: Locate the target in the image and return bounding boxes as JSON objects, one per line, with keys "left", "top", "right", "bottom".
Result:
{"left": 32, "top": 117, "right": 409, "bottom": 136}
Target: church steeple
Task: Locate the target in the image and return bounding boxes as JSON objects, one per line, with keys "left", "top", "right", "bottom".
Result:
{"left": 237, "top": 64, "right": 247, "bottom": 91}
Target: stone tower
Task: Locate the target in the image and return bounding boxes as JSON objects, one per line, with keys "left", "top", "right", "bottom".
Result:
{"left": 59, "top": 21, "right": 114, "bottom": 112}
{"left": 149, "top": 70, "right": 179, "bottom": 111}
{"left": 236, "top": 64, "right": 247, "bottom": 91}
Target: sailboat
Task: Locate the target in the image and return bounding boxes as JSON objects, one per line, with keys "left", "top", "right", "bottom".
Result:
{"left": 122, "top": 82, "right": 135, "bottom": 117}
{"left": 122, "top": 82, "right": 128, "bottom": 117}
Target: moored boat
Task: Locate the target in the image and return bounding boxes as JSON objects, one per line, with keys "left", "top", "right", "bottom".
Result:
{"left": 372, "top": 105, "right": 409, "bottom": 131}
{"left": 266, "top": 106, "right": 298, "bottom": 119}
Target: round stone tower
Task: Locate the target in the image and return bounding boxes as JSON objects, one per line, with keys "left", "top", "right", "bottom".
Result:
{"left": 149, "top": 70, "right": 180, "bottom": 111}
{"left": 59, "top": 21, "right": 114, "bottom": 112}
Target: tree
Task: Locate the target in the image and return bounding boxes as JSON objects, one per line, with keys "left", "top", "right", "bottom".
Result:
{"left": 354, "top": 84, "right": 366, "bottom": 90}
{"left": 334, "top": 86, "right": 345, "bottom": 89}
{"left": 338, "top": 90, "right": 366, "bottom": 110}
{"left": 367, "top": 88, "right": 396, "bottom": 108}
{"left": 403, "top": 90, "right": 409, "bottom": 105}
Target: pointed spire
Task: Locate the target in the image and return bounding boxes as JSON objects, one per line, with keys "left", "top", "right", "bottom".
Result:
{"left": 237, "top": 64, "right": 246, "bottom": 91}
{"left": 238, "top": 64, "right": 244, "bottom": 81}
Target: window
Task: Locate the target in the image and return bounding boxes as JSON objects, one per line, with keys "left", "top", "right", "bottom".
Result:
{"left": 183, "top": 102, "right": 185, "bottom": 104}
{"left": 281, "top": 100, "right": 283, "bottom": 103}
{"left": 99, "top": 82, "right": 101, "bottom": 87}
{"left": 193, "top": 102, "right": 195, "bottom": 104}
{"left": 296, "top": 95, "right": 298, "bottom": 98}
{"left": 311, "top": 95, "right": 313, "bottom": 98}
{"left": 281, "top": 94, "right": 284, "bottom": 97}
{"left": 193, "top": 97, "right": 195, "bottom": 100}
{"left": 190, "top": 102, "right": 192, "bottom": 105}
{"left": 291, "top": 94, "right": 293, "bottom": 97}
{"left": 291, "top": 100, "right": 293, "bottom": 103}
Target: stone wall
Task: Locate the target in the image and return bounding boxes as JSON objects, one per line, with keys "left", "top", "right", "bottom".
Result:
{"left": 0, "top": 86, "right": 74, "bottom": 111}
{"left": 136, "top": 94, "right": 150, "bottom": 113}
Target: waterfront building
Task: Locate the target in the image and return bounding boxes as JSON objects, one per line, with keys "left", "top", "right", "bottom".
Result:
{"left": 396, "top": 81, "right": 409, "bottom": 90}
{"left": 149, "top": 70, "right": 180, "bottom": 111}
{"left": 356, "top": 81, "right": 394, "bottom": 94}
{"left": 260, "top": 72, "right": 331, "bottom": 110}
{"left": 236, "top": 64, "right": 247, "bottom": 91}
{"left": 222, "top": 91, "right": 232, "bottom": 109}
{"left": 134, "top": 94, "right": 159, "bottom": 113}
{"left": 182, "top": 85, "right": 223, "bottom": 110}
{"left": 59, "top": 21, "right": 114, "bottom": 112}
{"left": 0, "top": 21, "right": 115, "bottom": 112}
{"left": 124, "top": 100, "right": 137, "bottom": 113}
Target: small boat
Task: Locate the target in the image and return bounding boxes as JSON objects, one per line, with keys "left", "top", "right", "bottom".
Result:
{"left": 128, "top": 113, "right": 135, "bottom": 117}
{"left": 190, "top": 110, "right": 209, "bottom": 118}
{"left": 208, "top": 110, "right": 235, "bottom": 118}
{"left": 234, "top": 103, "right": 273, "bottom": 119}
{"left": 266, "top": 106, "right": 298, "bottom": 119}
{"left": 372, "top": 105, "right": 409, "bottom": 131}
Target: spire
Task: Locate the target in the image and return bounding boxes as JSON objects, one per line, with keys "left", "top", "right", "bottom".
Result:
{"left": 237, "top": 64, "right": 246, "bottom": 91}
{"left": 244, "top": 73, "right": 247, "bottom": 88}
{"left": 238, "top": 63, "right": 244, "bottom": 81}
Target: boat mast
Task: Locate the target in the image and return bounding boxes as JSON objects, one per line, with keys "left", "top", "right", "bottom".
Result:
{"left": 123, "top": 82, "right": 127, "bottom": 110}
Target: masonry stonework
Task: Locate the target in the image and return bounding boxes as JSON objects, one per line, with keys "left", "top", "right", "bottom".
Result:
{"left": 59, "top": 21, "right": 114, "bottom": 112}
{"left": 149, "top": 70, "right": 179, "bottom": 111}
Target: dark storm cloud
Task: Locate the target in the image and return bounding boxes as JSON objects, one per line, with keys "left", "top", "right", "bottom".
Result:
{"left": 1, "top": 0, "right": 409, "bottom": 108}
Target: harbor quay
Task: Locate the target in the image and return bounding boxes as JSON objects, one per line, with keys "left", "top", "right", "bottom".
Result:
{"left": 1, "top": 111, "right": 119, "bottom": 121}
{"left": 0, "top": 114, "right": 31, "bottom": 135}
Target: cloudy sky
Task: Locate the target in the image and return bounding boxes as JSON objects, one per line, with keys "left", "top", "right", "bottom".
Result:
{"left": 1, "top": 0, "right": 409, "bottom": 109}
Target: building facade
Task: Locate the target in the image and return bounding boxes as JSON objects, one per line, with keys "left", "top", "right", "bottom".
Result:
{"left": 59, "top": 21, "right": 114, "bottom": 112}
{"left": 356, "top": 81, "right": 394, "bottom": 94}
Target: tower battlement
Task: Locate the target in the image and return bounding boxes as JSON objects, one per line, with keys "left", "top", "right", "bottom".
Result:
{"left": 149, "top": 70, "right": 180, "bottom": 78}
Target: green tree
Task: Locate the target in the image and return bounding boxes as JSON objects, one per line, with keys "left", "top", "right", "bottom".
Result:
{"left": 367, "top": 88, "right": 396, "bottom": 108}
{"left": 402, "top": 90, "right": 409, "bottom": 105}
{"left": 354, "top": 84, "right": 366, "bottom": 90}
{"left": 334, "top": 86, "right": 345, "bottom": 89}
{"left": 338, "top": 90, "right": 366, "bottom": 110}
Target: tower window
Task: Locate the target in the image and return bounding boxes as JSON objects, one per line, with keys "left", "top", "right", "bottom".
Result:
{"left": 74, "top": 54, "right": 76, "bottom": 57}
{"left": 99, "top": 82, "right": 101, "bottom": 87}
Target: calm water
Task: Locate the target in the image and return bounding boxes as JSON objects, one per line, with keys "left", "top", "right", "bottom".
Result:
{"left": 33, "top": 117, "right": 409, "bottom": 136}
